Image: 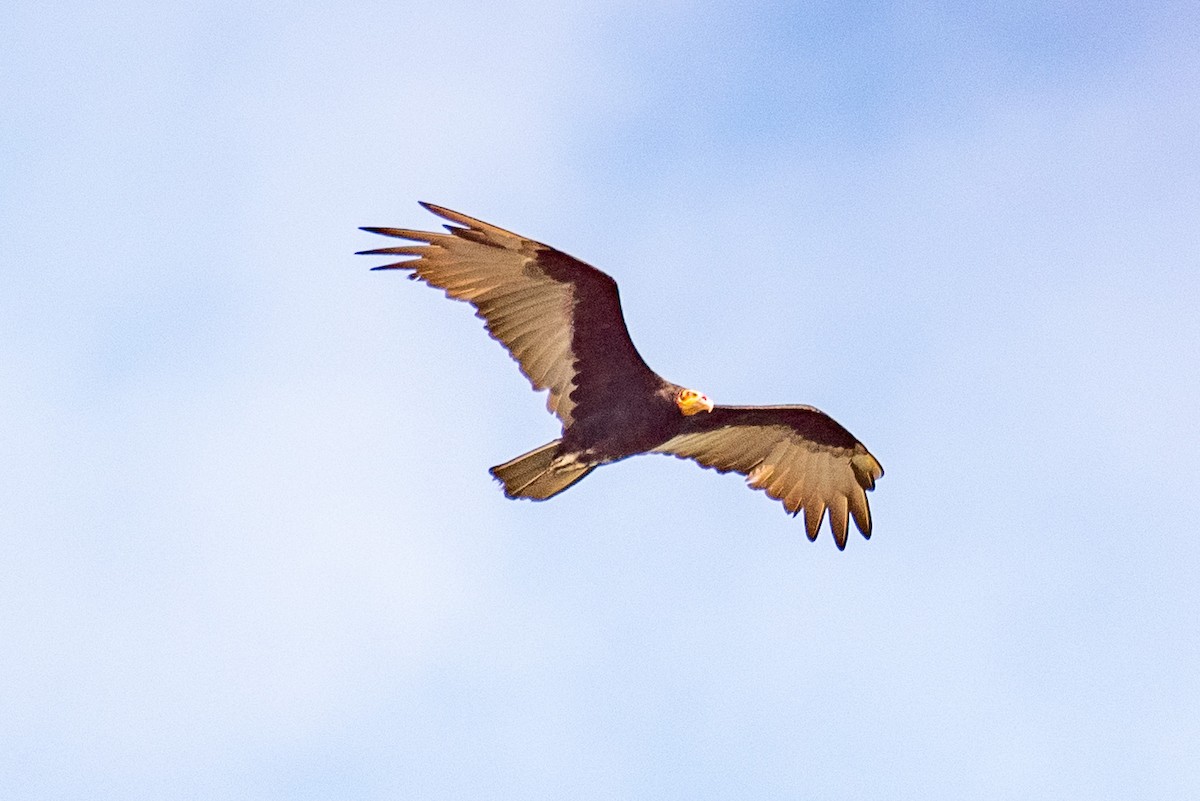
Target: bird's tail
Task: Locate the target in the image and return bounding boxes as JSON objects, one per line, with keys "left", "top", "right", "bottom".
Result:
{"left": 490, "top": 440, "right": 595, "bottom": 501}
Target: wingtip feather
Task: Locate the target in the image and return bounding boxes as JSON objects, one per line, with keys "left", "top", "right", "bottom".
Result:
{"left": 849, "top": 490, "right": 872, "bottom": 540}
{"left": 829, "top": 497, "right": 849, "bottom": 550}
{"left": 803, "top": 503, "right": 825, "bottom": 542}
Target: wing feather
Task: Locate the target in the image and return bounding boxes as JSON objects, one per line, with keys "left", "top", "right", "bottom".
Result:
{"left": 803, "top": 503, "right": 825, "bottom": 542}
{"left": 652, "top": 405, "right": 883, "bottom": 548}
{"left": 848, "top": 487, "right": 872, "bottom": 539}
{"left": 828, "top": 496, "right": 850, "bottom": 550}
{"left": 359, "top": 203, "right": 658, "bottom": 425}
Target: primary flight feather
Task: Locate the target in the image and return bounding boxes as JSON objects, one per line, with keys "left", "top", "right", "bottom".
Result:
{"left": 359, "top": 203, "right": 883, "bottom": 549}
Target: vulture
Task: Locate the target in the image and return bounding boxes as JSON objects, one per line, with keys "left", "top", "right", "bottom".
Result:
{"left": 359, "top": 203, "right": 883, "bottom": 549}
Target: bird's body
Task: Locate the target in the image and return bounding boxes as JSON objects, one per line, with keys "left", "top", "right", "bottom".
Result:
{"left": 360, "top": 203, "right": 883, "bottom": 549}
{"left": 562, "top": 383, "right": 681, "bottom": 460}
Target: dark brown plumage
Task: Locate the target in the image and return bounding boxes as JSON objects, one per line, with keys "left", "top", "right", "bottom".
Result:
{"left": 359, "top": 203, "right": 883, "bottom": 549}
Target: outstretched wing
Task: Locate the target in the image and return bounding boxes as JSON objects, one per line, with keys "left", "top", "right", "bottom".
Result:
{"left": 359, "top": 203, "right": 661, "bottom": 425}
{"left": 651, "top": 405, "right": 883, "bottom": 549}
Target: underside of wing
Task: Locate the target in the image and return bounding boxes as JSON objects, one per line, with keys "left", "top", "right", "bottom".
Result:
{"left": 359, "top": 203, "right": 657, "bottom": 425}
{"left": 651, "top": 405, "right": 883, "bottom": 549}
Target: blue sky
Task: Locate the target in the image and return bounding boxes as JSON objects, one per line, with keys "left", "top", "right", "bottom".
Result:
{"left": 3, "top": 1, "right": 1199, "bottom": 798}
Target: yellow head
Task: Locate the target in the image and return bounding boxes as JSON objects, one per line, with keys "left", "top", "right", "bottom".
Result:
{"left": 675, "top": 388, "right": 714, "bottom": 416}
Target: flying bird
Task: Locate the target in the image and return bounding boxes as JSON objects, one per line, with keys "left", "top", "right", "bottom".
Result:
{"left": 359, "top": 203, "right": 883, "bottom": 549}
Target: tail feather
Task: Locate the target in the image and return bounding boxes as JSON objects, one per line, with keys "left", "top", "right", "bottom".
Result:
{"left": 490, "top": 440, "right": 595, "bottom": 500}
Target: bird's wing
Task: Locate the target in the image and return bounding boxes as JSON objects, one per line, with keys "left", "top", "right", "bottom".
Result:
{"left": 651, "top": 405, "right": 883, "bottom": 549}
{"left": 359, "top": 203, "right": 660, "bottom": 425}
